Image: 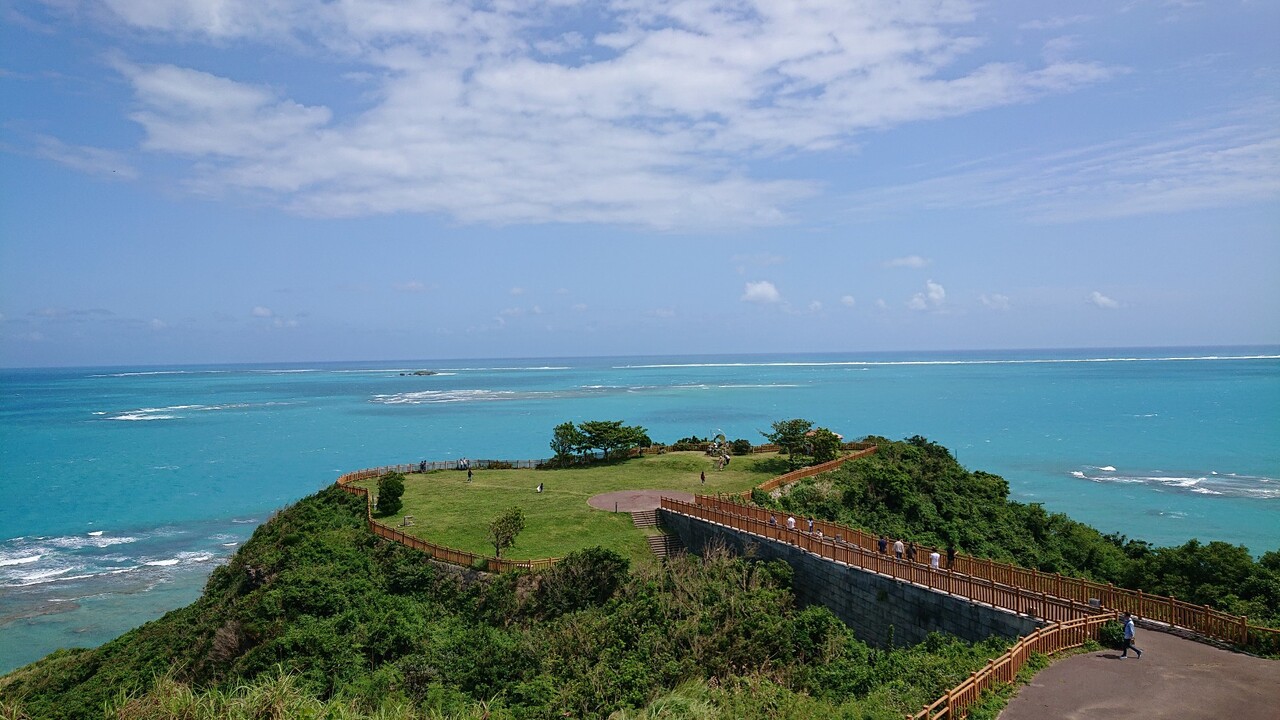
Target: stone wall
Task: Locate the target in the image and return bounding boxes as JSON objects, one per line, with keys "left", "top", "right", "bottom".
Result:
{"left": 660, "top": 510, "right": 1043, "bottom": 647}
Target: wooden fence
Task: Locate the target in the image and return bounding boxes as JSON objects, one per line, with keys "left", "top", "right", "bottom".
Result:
{"left": 676, "top": 495, "right": 1280, "bottom": 653}
{"left": 662, "top": 497, "right": 1098, "bottom": 624}
{"left": 336, "top": 464, "right": 560, "bottom": 573}
{"left": 750, "top": 443, "right": 878, "bottom": 494}
{"left": 907, "top": 613, "right": 1118, "bottom": 720}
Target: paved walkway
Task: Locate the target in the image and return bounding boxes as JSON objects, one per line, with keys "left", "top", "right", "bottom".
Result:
{"left": 999, "top": 629, "right": 1280, "bottom": 720}
{"left": 586, "top": 489, "right": 693, "bottom": 512}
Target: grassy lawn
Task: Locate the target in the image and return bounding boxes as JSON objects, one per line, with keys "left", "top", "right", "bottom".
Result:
{"left": 354, "top": 451, "right": 786, "bottom": 564}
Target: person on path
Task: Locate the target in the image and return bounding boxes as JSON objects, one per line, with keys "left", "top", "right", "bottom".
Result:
{"left": 946, "top": 543, "right": 956, "bottom": 569}
{"left": 807, "top": 518, "right": 814, "bottom": 533}
{"left": 700, "top": 470, "right": 705, "bottom": 484}
{"left": 768, "top": 514, "right": 777, "bottom": 527}
{"left": 467, "top": 468, "right": 473, "bottom": 483}
{"left": 536, "top": 482, "right": 543, "bottom": 493}
{"left": 786, "top": 515, "right": 797, "bottom": 530}
{"left": 878, "top": 535, "right": 888, "bottom": 554}
{"left": 907, "top": 542, "right": 917, "bottom": 563}
{"left": 1120, "top": 612, "right": 1143, "bottom": 659}
{"left": 929, "top": 550, "right": 941, "bottom": 570}
{"left": 893, "top": 538, "right": 905, "bottom": 560}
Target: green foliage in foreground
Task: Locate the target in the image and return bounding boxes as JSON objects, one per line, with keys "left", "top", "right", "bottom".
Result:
{"left": 0, "top": 485, "right": 1014, "bottom": 720}
{"left": 772, "top": 436, "right": 1280, "bottom": 632}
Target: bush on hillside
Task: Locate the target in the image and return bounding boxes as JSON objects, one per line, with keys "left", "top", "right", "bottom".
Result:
{"left": 376, "top": 472, "right": 405, "bottom": 516}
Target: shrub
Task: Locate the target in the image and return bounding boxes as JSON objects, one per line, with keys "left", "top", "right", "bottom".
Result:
{"left": 376, "top": 472, "right": 405, "bottom": 516}
{"left": 1098, "top": 619, "right": 1125, "bottom": 649}
{"left": 731, "top": 439, "right": 753, "bottom": 455}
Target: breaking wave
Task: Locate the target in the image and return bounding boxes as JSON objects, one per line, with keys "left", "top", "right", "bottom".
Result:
{"left": 1070, "top": 467, "right": 1280, "bottom": 499}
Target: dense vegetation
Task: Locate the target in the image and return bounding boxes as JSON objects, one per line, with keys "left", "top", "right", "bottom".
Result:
{"left": 769, "top": 436, "right": 1280, "bottom": 630}
{"left": 0, "top": 485, "right": 1013, "bottom": 720}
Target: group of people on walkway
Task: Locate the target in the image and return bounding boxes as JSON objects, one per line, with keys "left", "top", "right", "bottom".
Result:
{"left": 759, "top": 511, "right": 960, "bottom": 572}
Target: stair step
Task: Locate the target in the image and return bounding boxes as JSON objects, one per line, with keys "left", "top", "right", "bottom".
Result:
{"left": 631, "top": 509, "right": 659, "bottom": 528}
{"left": 646, "top": 533, "right": 685, "bottom": 558}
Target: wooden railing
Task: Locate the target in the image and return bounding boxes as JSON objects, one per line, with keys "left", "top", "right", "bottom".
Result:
{"left": 336, "top": 464, "right": 560, "bottom": 573}
{"left": 662, "top": 497, "right": 1098, "bottom": 624}
{"left": 750, "top": 443, "right": 878, "bottom": 494}
{"left": 907, "top": 613, "right": 1118, "bottom": 720}
{"left": 674, "top": 495, "right": 1280, "bottom": 653}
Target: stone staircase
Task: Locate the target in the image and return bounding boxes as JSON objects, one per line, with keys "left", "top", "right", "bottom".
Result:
{"left": 646, "top": 533, "right": 685, "bottom": 559}
{"left": 631, "top": 509, "right": 659, "bottom": 528}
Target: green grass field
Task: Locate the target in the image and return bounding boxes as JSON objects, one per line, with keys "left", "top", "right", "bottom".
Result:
{"left": 354, "top": 451, "right": 786, "bottom": 563}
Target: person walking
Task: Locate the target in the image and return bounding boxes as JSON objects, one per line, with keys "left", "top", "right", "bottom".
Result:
{"left": 700, "top": 470, "right": 705, "bottom": 485}
{"left": 906, "top": 542, "right": 917, "bottom": 563}
{"left": 467, "top": 468, "right": 473, "bottom": 483}
{"left": 946, "top": 543, "right": 956, "bottom": 569}
{"left": 929, "top": 550, "right": 941, "bottom": 570}
{"left": 1120, "top": 612, "right": 1143, "bottom": 659}
{"left": 786, "top": 515, "right": 797, "bottom": 531}
{"left": 878, "top": 535, "right": 888, "bottom": 554}
{"left": 893, "top": 538, "right": 905, "bottom": 560}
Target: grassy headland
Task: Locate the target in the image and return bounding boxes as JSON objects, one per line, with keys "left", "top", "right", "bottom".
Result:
{"left": 353, "top": 451, "right": 783, "bottom": 562}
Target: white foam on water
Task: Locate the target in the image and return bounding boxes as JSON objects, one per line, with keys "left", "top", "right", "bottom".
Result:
{"left": 144, "top": 559, "right": 180, "bottom": 567}
{"left": 1071, "top": 468, "right": 1280, "bottom": 499}
{"left": 0, "top": 554, "right": 42, "bottom": 567}
{"left": 87, "top": 531, "right": 103, "bottom": 537}
{"left": 614, "top": 354, "right": 1280, "bottom": 370}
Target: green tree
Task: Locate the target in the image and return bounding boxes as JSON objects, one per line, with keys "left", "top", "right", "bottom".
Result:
{"left": 763, "top": 418, "right": 814, "bottom": 468}
{"left": 549, "top": 421, "right": 587, "bottom": 464}
{"left": 375, "top": 472, "right": 405, "bottom": 516}
{"left": 807, "top": 427, "right": 842, "bottom": 463}
{"left": 578, "top": 420, "right": 650, "bottom": 460}
{"left": 488, "top": 506, "right": 526, "bottom": 558}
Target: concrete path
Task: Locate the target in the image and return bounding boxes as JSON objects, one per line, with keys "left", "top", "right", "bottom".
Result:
{"left": 999, "top": 629, "right": 1280, "bottom": 720}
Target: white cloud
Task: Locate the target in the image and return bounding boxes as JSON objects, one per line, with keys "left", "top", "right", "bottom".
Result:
{"left": 251, "top": 306, "right": 274, "bottom": 317}
{"left": 741, "top": 280, "right": 781, "bottom": 304}
{"left": 980, "top": 293, "right": 1011, "bottom": 310}
{"left": 845, "top": 107, "right": 1280, "bottom": 222}
{"left": 926, "top": 280, "right": 946, "bottom": 305}
{"left": 841, "top": 295, "right": 856, "bottom": 307}
{"left": 908, "top": 280, "right": 946, "bottom": 311}
{"left": 1089, "top": 291, "right": 1120, "bottom": 309}
{"left": 1019, "top": 15, "right": 1093, "bottom": 31}
{"left": 499, "top": 307, "right": 526, "bottom": 317}
{"left": 886, "top": 255, "right": 930, "bottom": 268}
{"left": 33, "top": 135, "right": 138, "bottom": 179}
{"left": 100, "top": 2, "right": 1114, "bottom": 229}
{"left": 808, "top": 301, "right": 823, "bottom": 312}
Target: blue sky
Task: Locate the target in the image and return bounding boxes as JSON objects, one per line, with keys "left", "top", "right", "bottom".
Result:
{"left": 1, "top": 0, "right": 1277, "bottom": 367}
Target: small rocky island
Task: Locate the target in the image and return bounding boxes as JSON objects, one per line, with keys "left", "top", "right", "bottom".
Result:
{"left": 398, "top": 370, "right": 437, "bottom": 376}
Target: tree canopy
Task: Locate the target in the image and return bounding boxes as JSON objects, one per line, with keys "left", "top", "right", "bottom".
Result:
{"left": 487, "top": 506, "right": 526, "bottom": 558}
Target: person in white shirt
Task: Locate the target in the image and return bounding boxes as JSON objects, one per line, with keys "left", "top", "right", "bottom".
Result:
{"left": 1120, "top": 612, "right": 1143, "bottom": 659}
{"left": 893, "top": 538, "right": 904, "bottom": 559}
{"left": 929, "top": 550, "right": 941, "bottom": 569}
{"left": 786, "top": 516, "right": 796, "bottom": 530}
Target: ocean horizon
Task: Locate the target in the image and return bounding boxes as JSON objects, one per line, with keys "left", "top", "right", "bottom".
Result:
{"left": 2, "top": 345, "right": 1278, "bottom": 673}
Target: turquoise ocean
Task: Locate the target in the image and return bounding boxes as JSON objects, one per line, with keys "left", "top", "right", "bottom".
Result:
{"left": 2, "top": 347, "right": 1278, "bottom": 672}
